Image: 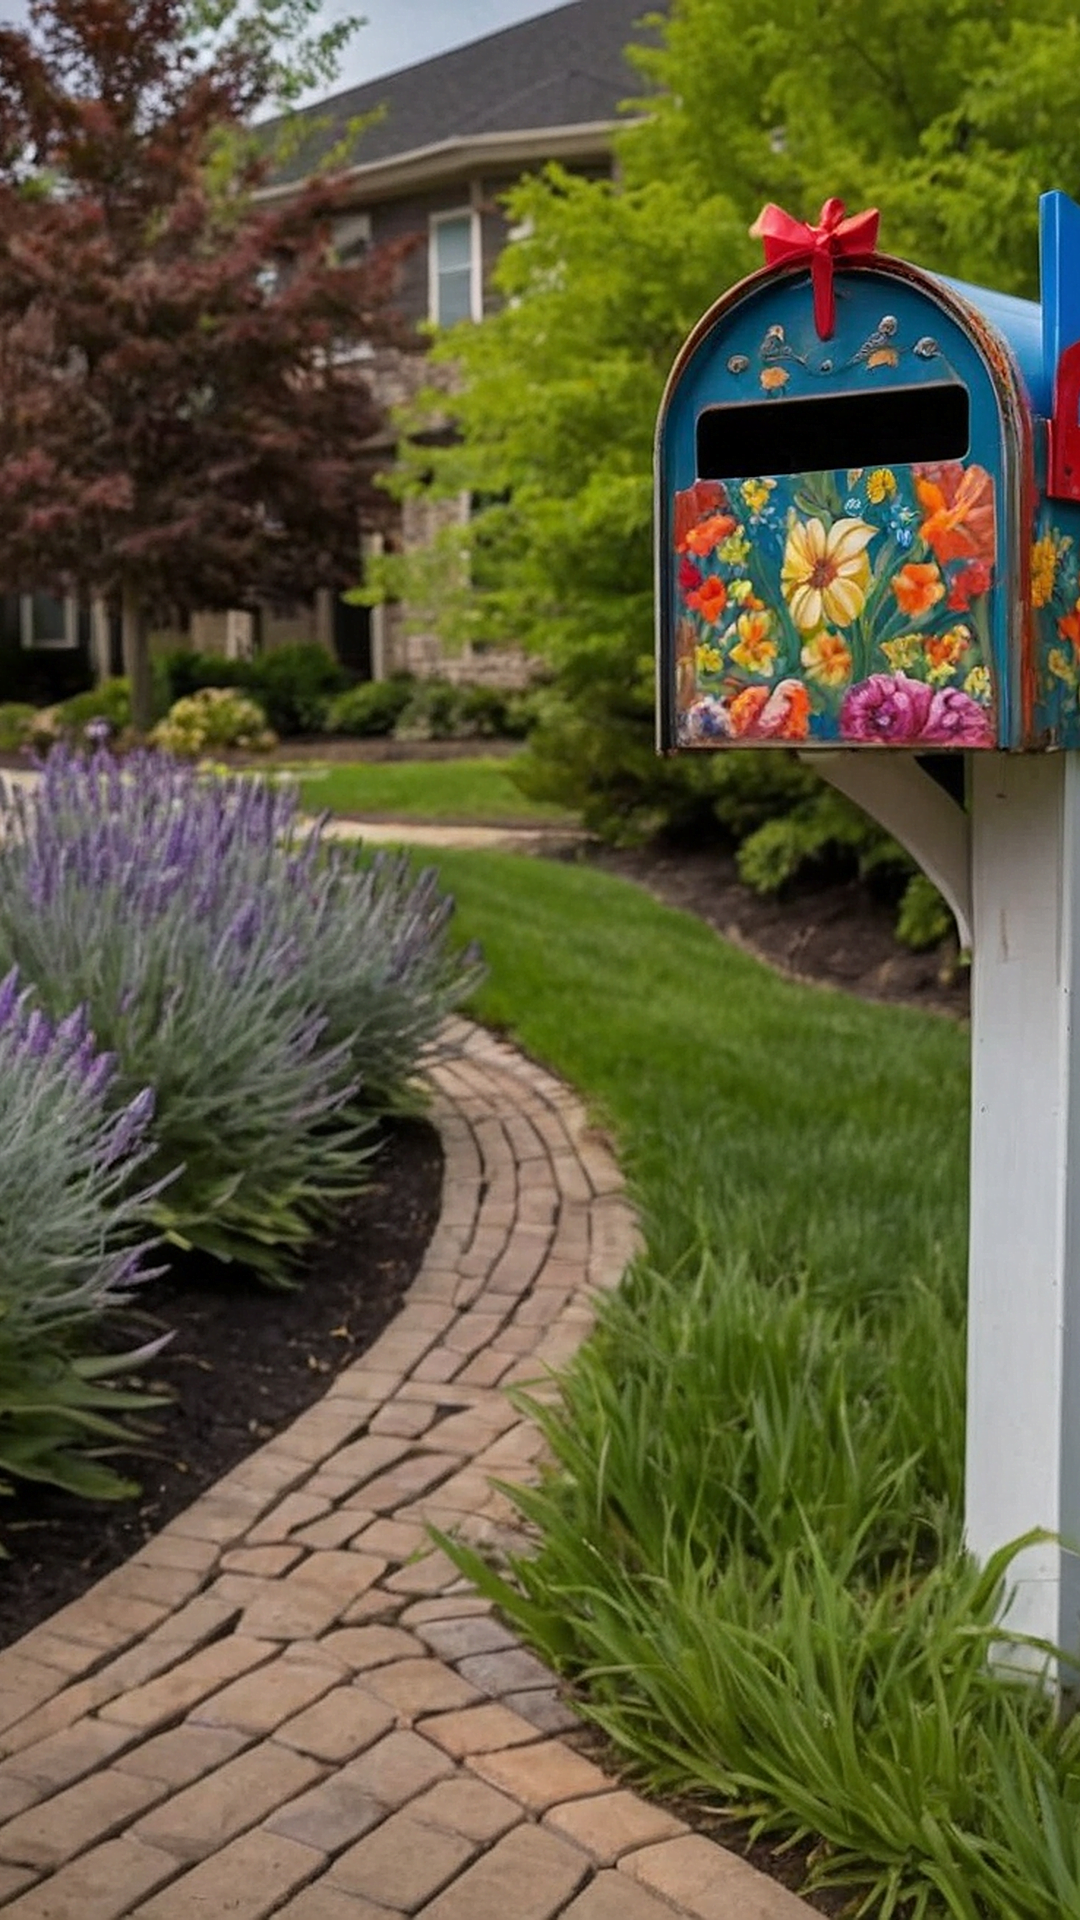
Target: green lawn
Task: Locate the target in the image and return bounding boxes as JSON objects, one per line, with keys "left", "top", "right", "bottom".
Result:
{"left": 292, "top": 756, "right": 577, "bottom": 825}
{"left": 416, "top": 851, "right": 1076, "bottom": 1920}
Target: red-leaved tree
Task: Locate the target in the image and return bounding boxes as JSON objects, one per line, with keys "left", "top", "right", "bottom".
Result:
{"left": 0, "top": 0, "right": 410, "bottom": 726}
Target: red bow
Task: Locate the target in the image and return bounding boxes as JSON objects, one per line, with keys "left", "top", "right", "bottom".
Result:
{"left": 750, "top": 198, "right": 880, "bottom": 340}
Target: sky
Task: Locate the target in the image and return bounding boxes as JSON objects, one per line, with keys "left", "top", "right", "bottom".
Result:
{"left": 312, "top": 1, "right": 576, "bottom": 99}
{"left": 0, "top": 0, "right": 579, "bottom": 102}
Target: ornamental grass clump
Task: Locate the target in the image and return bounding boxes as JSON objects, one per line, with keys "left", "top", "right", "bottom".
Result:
{"left": 0, "top": 750, "right": 480, "bottom": 1280}
{"left": 0, "top": 967, "right": 168, "bottom": 1498}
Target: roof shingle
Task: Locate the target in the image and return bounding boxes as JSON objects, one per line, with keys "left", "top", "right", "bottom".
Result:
{"left": 267, "top": 0, "right": 662, "bottom": 185}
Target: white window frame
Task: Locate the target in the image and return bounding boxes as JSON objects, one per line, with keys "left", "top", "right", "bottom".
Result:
{"left": 19, "top": 591, "right": 78, "bottom": 650}
{"left": 429, "top": 206, "right": 482, "bottom": 327}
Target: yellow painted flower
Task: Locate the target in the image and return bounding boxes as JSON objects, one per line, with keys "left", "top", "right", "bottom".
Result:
{"left": 1031, "top": 533, "right": 1059, "bottom": 609}
{"left": 718, "top": 531, "right": 751, "bottom": 566}
{"left": 729, "top": 577, "right": 756, "bottom": 604}
{"left": 695, "top": 643, "right": 722, "bottom": 674}
{"left": 741, "top": 479, "right": 775, "bottom": 515}
{"left": 964, "top": 665, "right": 991, "bottom": 703}
{"left": 781, "top": 515, "right": 876, "bottom": 631}
{"left": 760, "top": 365, "right": 789, "bottom": 391}
{"left": 882, "top": 634, "right": 921, "bottom": 671}
{"left": 801, "top": 632, "right": 853, "bottom": 686}
{"left": 866, "top": 468, "right": 897, "bottom": 505}
{"left": 730, "top": 610, "right": 777, "bottom": 676}
{"left": 1049, "top": 647, "right": 1079, "bottom": 688}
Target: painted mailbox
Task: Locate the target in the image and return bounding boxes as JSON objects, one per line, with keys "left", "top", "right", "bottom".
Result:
{"left": 656, "top": 190, "right": 1080, "bottom": 755}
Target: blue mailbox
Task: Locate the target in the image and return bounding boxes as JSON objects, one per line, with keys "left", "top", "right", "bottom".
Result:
{"left": 656, "top": 191, "right": 1080, "bottom": 752}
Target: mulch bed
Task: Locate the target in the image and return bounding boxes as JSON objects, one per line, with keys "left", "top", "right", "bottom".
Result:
{"left": 0, "top": 1117, "right": 443, "bottom": 1649}
{"left": 591, "top": 841, "right": 969, "bottom": 1020}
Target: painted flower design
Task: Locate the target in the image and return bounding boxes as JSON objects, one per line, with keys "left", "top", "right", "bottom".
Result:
{"left": 801, "top": 632, "right": 852, "bottom": 686}
{"left": 1058, "top": 599, "right": 1080, "bottom": 655}
{"left": 682, "top": 512, "right": 738, "bottom": 558}
{"left": 881, "top": 634, "right": 921, "bottom": 672}
{"left": 729, "top": 680, "right": 810, "bottom": 740}
{"left": 695, "top": 644, "right": 722, "bottom": 674}
{"left": 673, "top": 482, "right": 728, "bottom": 552}
{"left": 678, "top": 558, "right": 703, "bottom": 594}
{"left": 781, "top": 516, "right": 876, "bottom": 631}
{"left": 965, "top": 666, "right": 991, "bottom": 703}
{"left": 946, "top": 558, "right": 992, "bottom": 612}
{"left": 730, "top": 610, "right": 777, "bottom": 676}
{"left": 760, "top": 366, "right": 789, "bottom": 392}
{"left": 915, "top": 461, "right": 996, "bottom": 566}
{"left": 840, "top": 672, "right": 992, "bottom": 745}
{"left": 686, "top": 575, "right": 727, "bottom": 623}
{"left": 866, "top": 468, "right": 897, "bottom": 505}
{"left": 1030, "top": 535, "right": 1059, "bottom": 609}
{"left": 924, "top": 625, "right": 971, "bottom": 682}
{"left": 741, "top": 479, "right": 775, "bottom": 515}
{"left": 840, "top": 672, "right": 934, "bottom": 743}
{"left": 923, "top": 686, "right": 994, "bottom": 745}
{"left": 892, "top": 561, "right": 944, "bottom": 617}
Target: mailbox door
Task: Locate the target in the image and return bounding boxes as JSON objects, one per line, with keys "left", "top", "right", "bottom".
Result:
{"left": 658, "top": 265, "right": 1026, "bottom": 750}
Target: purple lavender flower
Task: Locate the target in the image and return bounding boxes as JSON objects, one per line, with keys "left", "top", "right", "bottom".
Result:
{"left": 840, "top": 673, "right": 935, "bottom": 744}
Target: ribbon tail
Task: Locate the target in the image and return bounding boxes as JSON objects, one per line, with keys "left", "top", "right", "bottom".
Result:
{"left": 811, "top": 252, "right": 835, "bottom": 340}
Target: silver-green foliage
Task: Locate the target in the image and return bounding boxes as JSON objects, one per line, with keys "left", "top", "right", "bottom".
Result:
{"left": 0, "top": 967, "right": 168, "bottom": 1499}
{"left": 0, "top": 752, "right": 481, "bottom": 1280}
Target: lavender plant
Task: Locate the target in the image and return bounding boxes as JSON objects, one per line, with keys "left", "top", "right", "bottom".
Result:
{"left": 0, "top": 751, "right": 481, "bottom": 1280}
{"left": 0, "top": 967, "right": 168, "bottom": 1499}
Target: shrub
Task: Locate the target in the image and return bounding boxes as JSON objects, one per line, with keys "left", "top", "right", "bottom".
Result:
{"left": 325, "top": 677, "right": 415, "bottom": 738}
{"left": 159, "top": 644, "right": 348, "bottom": 736}
{"left": 0, "top": 703, "right": 35, "bottom": 752}
{"left": 150, "top": 687, "right": 276, "bottom": 756}
{"left": 393, "top": 679, "right": 467, "bottom": 741}
{"left": 245, "top": 643, "right": 348, "bottom": 735}
{"left": 0, "top": 968, "right": 168, "bottom": 1498}
{"left": 0, "top": 751, "right": 482, "bottom": 1280}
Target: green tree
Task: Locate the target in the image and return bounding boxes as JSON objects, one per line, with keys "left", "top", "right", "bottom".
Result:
{"left": 378, "top": 0, "right": 1080, "bottom": 837}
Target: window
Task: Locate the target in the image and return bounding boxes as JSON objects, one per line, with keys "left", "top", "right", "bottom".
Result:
{"left": 430, "top": 210, "right": 480, "bottom": 327}
{"left": 332, "top": 212, "right": 372, "bottom": 264}
{"left": 19, "top": 592, "right": 77, "bottom": 650}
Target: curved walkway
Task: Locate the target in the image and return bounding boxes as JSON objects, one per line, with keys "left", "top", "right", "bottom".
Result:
{"left": 0, "top": 1023, "right": 811, "bottom": 1920}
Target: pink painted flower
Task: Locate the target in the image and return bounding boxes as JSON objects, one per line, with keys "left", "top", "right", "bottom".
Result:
{"left": 839, "top": 672, "right": 934, "bottom": 743}
{"left": 923, "top": 685, "right": 994, "bottom": 745}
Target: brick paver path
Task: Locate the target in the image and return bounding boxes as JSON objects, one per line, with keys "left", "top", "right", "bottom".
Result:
{"left": 0, "top": 1021, "right": 812, "bottom": 1918}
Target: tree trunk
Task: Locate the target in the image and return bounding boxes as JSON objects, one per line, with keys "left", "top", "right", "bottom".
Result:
{"left": 121, "top": 586, "right": 153, "bottom": 734}
{"left": 90, "top": 597, "right": 111, "bottom": 687}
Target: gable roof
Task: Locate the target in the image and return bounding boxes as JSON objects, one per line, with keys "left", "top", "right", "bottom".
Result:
{"left": 262, "top": 0, "right": 663, "bottom": 195}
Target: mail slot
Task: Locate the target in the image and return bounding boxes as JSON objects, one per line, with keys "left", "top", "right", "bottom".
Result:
{"left": 656, "top": 189, "right": 1080, "bottom": 750}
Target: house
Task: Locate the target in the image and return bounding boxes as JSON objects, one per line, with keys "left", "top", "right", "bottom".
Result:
{"left": 2, "top": 0, "right": 660, "bottom": 697}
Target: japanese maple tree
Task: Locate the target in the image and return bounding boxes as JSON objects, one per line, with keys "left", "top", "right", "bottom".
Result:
{"left": 0, "top": 0, "right": 408, "bottom": 726}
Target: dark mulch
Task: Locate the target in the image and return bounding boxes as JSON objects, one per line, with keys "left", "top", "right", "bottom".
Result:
{"left": 0, "top": 1117, "right": 443, "bottom": 1650}
{"left": 591, "top": 841, "right": 969, "bottom": 1020}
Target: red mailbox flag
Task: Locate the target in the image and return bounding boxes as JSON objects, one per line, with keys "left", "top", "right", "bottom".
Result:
{"left": 750, "top": 198, "right": 881, "bottom": 340}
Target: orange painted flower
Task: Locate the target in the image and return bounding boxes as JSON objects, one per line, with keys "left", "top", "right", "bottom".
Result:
{"left": 915, "top": 462, "right": 996, "bottom": 566}
{"left": 682, "top": 512, "right": 738, "bottom": 558}
{"left": 760, "top": 365, "right": 789, "bottom": 392}
{"left": 673, "top": 481, "right": 728, "bottom": 551}
{"left": 686, "top": 575, "right": 727, "bottom": 623}
{"left": 892, "top": 561, "right": 946, "bottom": 617}
{"left": 924, "top": 625, "right": 971, "bottom": 680}
{"left": 867, "top": 348, "right": 899, "bottom": 369}
{"left": 801, "top": 631, "right": 853, "bottom": 686}
{"left": 1058, "top": 600, "right": 1080, "bottom": 656}
{"left": 729, "top": 680, "right": 810, "bottom": 741}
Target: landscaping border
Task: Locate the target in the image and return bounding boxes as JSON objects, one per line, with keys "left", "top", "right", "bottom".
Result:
{"left": 0, "top": 1021, "right": 813, "bottom": 1919}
